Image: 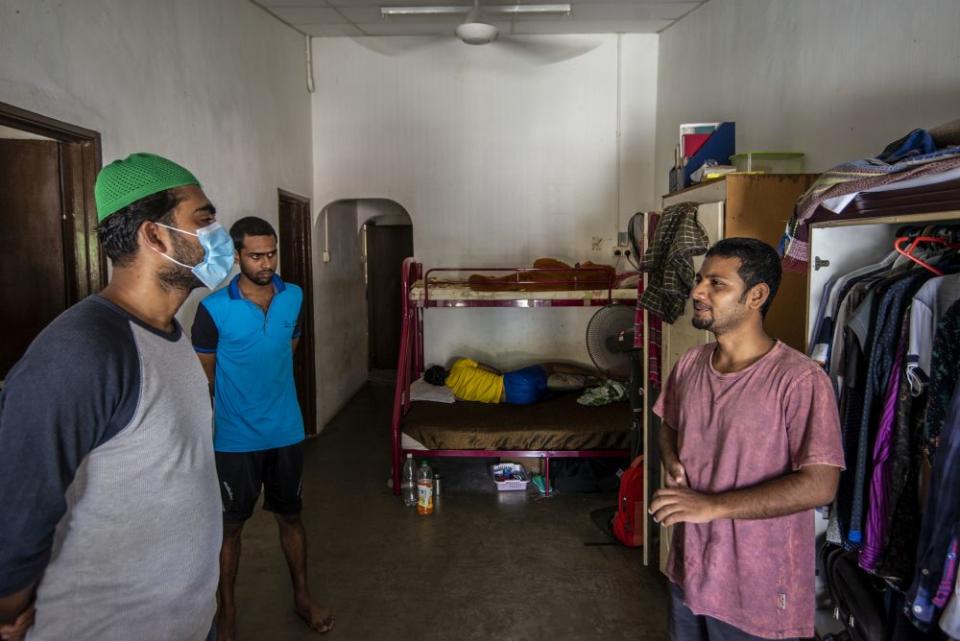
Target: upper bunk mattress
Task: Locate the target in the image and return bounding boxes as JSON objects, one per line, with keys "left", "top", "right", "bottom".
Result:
{"left": 409, "top": 280, "right": 637, "bottom": 303}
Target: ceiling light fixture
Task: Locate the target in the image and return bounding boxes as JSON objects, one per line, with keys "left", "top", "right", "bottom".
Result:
{"left": 484, "top": 3, "right": 571, "bottom": 14}
{"left": 380, "top": 4, "right": 571, "bottom": 17}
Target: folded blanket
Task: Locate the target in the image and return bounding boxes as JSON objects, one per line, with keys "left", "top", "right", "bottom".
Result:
{"left": 466, "top": 258, "right": 616, "bottom": 292}
{"left": 780, "top": 129, "right": 960, "bottom": 272}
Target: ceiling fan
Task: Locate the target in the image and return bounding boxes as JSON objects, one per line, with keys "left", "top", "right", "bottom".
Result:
{"left": 380, "top": 1, "right": 573, "bottom": 46}
{"left": 456, "top": 0, "right": 501, "bottom": 45}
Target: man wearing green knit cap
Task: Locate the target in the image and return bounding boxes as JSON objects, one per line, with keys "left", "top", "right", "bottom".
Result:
{"left": 0, "top": 153, "right": 227, "bottom": 641}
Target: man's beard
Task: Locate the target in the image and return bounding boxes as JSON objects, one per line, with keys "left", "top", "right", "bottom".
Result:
{"left": 691, "top": 315, "right": 714, "bottom": 330}
{"left": 691, "top": 304, "right": 749, "bottom": 334}
{"left": 241, "top": 265, "right": 274, "bottom": 286}
{"left": 158, "top": 232, "right": 204, "bottom": 291}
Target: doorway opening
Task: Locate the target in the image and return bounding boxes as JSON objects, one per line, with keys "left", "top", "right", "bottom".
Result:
{"left": 359, "top": 201, "right": 414, "bottom": 371}
{"left": 0, "top": 102, "right": 103, "bottom": 381}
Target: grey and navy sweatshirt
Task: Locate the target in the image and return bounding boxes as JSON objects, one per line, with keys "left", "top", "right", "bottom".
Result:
{"left": 0, "top": 295, "right": 221, "bottom": 641}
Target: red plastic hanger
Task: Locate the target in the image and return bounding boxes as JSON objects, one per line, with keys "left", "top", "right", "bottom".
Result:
{"left": 893, "top": 235, "right": 960, "bottom": 276}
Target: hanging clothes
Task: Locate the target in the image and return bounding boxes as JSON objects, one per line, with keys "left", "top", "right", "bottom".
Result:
{"left": 922, "top": 299, "right": 960, "bottom": 454}
{"left": 907, "top": 379, "right": 960, "bottom": 628}
{"left": 934, "top": 538, "right": 958, "bottom": 612}
{"left": 871, "top": 262, "right": 960, "bottom": 584}
{"left": 939, "top": 538, "right": 960, "bottom": 637}
{"left": 638, "top": 202, "right": 708, "bottom": 324}
{"left": 824, "top": 245, "right": 955, "bottom": 562}
{"left": 636, "top": 212, "right": 664, "bottom": 390}
{"left": 647, "top": 316, "right": 663, "bottom": 389}
{"left": 829, "top": 278, "right": 882, "bottom": 393}
{"left": 873, "top": 333, "right": 926, "bottom": 583}
{"left": 844, "top": 270, "right": 935, "bottom": 546}
{"left": 811, "top": 222, "right": 960, "bottom": 637}
{"left": 859, "top": 317, "right": 909, "bottom": 573}
{"left": 809, "top": 252, "right": 898, "bottom": 370}
{"left": 809, "top": 273, "right": 839, "bottom": 356}
{"left": 906, "top": 273, "right": 960, "bottom": 396}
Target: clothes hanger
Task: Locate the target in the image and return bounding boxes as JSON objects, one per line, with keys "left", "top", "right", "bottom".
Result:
{"left": 893, "top": 235, "right": 960, "bottom": 276}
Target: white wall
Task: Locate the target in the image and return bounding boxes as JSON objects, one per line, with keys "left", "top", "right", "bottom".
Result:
{"left": 357, "top": 199, "right": 413, "bottom": 230}
{"left": 312, "top": 200, "right": 368, "bottom": 425}
{"left": 0, "top": 0, "right": 322, "bottom": 420}
{"left": 656, "top": 0, "right": 960, "bottom": 195}
{"left": 0, "top": 0, "right": 312, "bottom": 315}
{"left": 0, "top": 125, "right": 52, "bottom": 140}
{"left": 311, "top": 34, "right": 658, "bottom": 373}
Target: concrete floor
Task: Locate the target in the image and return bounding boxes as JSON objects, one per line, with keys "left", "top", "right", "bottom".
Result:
{"left": 233, "top": 378, "right": 668, "bottom": 641}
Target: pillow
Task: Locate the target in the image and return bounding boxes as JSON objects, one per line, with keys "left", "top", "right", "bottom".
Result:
{"left": 410, "top": 377, "right": 456, "bottom": 403}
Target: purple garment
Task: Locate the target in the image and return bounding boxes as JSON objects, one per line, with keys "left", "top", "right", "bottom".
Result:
{"left": 858, "top": 329, "right": 906, "bottom": 572}
{"left": 935, "top": 537, "right": 959, "bottom": 608}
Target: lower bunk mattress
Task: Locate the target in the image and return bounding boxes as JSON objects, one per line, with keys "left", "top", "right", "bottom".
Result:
{"left": 401, "top": 393, "right": 631, "bottom": 451}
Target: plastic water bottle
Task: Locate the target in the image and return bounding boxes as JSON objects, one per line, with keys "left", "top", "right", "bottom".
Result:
{"left": 401, "top": 454, "right": 417, "bottom": 507}
{"left": 417, "top": 460, "right": 434, "bottom": 515}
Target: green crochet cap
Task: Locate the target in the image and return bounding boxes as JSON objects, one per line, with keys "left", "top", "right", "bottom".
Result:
{"left": 95, "top": 153, "right": 201, "bottom": 221}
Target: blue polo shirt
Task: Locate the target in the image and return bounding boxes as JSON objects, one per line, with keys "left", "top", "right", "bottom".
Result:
{"left": 191, "top": 275, "right": 304, "bottom": 453}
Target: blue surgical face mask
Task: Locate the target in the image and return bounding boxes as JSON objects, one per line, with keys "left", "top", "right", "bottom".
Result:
{"left": 153, "top": 221, "right": 235, "bottom": 289}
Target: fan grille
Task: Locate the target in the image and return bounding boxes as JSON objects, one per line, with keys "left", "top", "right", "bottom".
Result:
{"left": 585, "top": 304, "right": 636, "bottom": 380}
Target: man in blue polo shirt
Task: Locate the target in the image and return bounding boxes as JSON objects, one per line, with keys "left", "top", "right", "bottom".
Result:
{"left": 192, "top": 216, "right": 334, "bottom": 640}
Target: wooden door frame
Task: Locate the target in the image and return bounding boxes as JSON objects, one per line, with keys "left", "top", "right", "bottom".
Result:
{"left": 0, "top": 101, "right": 105, "bottom": 301}
{"left": 278, "top": 189, "right": 318, "bottom": 437}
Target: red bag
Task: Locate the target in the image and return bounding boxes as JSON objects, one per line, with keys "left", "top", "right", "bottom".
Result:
{"left": 612, "top": 460, "right": 644, "bottom": 547}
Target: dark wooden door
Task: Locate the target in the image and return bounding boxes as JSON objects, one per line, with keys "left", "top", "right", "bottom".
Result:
{"left": 366, "top": 224, "right": 413, "bottom": 370}
{"left": 0, "top": 140, "right": 68, "bottom": 378}
{"left": 278, "top": 191, "right": 317, "bottom": 436}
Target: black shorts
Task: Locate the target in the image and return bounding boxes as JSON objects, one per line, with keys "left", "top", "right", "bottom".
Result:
{"left": 215, "top": 442, "right": 304, "bottom": 524}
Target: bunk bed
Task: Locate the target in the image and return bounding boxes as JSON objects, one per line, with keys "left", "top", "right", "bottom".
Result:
{"left": 390, "top": 258, "right": 640, "bottom": 496}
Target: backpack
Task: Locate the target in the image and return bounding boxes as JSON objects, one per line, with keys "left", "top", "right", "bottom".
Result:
{"left": 612, "top": 461, "right": 645, "bottom": 547}
{"left": 820, "top": 545, "right": 887, "bottom": 641}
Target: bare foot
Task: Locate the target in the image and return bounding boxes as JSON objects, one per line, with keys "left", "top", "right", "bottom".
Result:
{"left": 216, "top": 607, "right": 237, "bottom": 641}
{"left": 295, "top": 595, "right": 334, "bottom": 634}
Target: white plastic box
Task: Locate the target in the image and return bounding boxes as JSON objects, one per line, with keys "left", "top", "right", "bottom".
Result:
{"left": 730, "top": 152, "right": 805, "bottom": 174}
{"left": 490, "top": 463, "right": 530, "bottom": 491}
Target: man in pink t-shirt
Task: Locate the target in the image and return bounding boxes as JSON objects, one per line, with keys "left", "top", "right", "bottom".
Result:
{"left": 649, "top": 238, "right": 844, "bottom": 640}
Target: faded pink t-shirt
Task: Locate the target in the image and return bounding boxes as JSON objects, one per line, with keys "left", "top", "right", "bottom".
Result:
{"left": 653, "top": 341, "right": 844, "bottom": 639}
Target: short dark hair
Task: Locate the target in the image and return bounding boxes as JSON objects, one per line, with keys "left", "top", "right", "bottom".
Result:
{"left": 424, "top": 365, "right": 448, "bottom": 386}
{"left": 230, "top": 216, "right": 277, "bottom": 251}
{"left": 98, "top": 188, "right": 185, "bottom": 266}
{"left": 705, "top": 237, "right": 782, "bottom": 316}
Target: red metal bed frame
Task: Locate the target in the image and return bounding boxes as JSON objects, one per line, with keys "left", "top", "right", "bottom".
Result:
{"left": 390, "top": 258, "right": 639, "bottom": 496}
